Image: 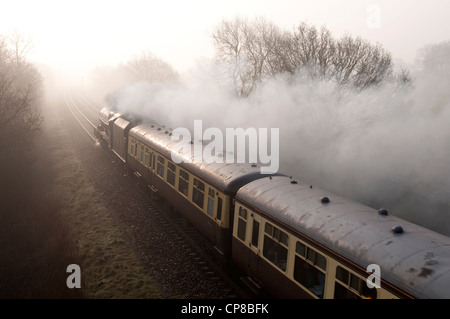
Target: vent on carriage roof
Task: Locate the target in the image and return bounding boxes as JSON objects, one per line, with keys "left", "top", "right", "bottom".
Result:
{"left": 251, "top": 163, "right": 257, "bottom": 167}
{"left": 321, "top": 196, "right": 330, "bottom": 203}
{"left": 290, "top": 179, "right": 297, "bottom": 184}
{"left": 392, "top": 225, "right": 404, "bottom": 234}
{"left": 378, "top": 208, "right": 389, "bottom": 216}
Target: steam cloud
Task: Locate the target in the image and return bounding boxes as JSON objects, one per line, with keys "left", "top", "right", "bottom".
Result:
{"left": 105, "top": 61, "right": 450, "bottom": 236}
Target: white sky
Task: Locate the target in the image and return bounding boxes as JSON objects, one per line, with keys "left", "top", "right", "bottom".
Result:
{"left": 1, "top": 0, "right": 449, "bottom": 77}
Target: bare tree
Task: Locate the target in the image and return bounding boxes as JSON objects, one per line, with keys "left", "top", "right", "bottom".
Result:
{"left": 393, "top": 66, "right": 413, "bottom": 87}
{"left": 333, "top": 36, "right": 393, "bottom": 89}
{"left": 279, "top": 23, "right": 336, "bottom": 79}
{"left": 211, "top": 18, "right": 400, "bottom": 95}
{"left": 211, "top": 17, "right": 249, "bottom": 97}
{"left": 0, "top": 32, "right": 43, "bottom": 177}
{"left": 7, "top": 29, "right": 34, "bottom": 68}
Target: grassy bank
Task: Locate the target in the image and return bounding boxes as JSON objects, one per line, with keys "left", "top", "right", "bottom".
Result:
{"left": 0, "top": 99, "right": 162, "bottom": 298}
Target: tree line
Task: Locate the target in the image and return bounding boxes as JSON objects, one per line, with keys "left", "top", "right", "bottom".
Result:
{"left": 211, "top": 17, "right": 412, "bottom": 97}
{"left": 0, "top": 31, "right": 43, "bottom": 188}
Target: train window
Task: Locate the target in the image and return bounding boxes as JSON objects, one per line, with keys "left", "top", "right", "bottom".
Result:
{"left": 140, "top": 145, "right": 144, "bottom": 162}
{"left": 265, "top": 223, "right": 288, "bottom": 246}
{"left": 296, "top": 242, "right": 306, "bottom": 257}
{"left": 251, "top": 220, "right": 260, "bottom": 247}
{"left": 178, "top": 169, "right": 189, "bottom": 197}
{"left": 207, "top": 188, "right": 215, "bottom": 217}
{"left": 217, "top": 197, "right": 223, "bottom": 222}
{"left": 263, "top": 223, "right": 288, "bottom": 271}
{"left": 296, "top": 242, "right": 327, "bottom": 271}
{"left": 144, "top": 148, "right": 149, "bottom": 167}
{"left": 335, "top": 266, "right": 349, "bottom": 283}
{"left": 207, "top": 198, "right": 214, "bottom": 217}
{"left": 239, "top": 206, "right": 247, "bottom": 219}
{"left": 293, "top": 255, "right": 325, "bottom": 298}
{"left": 130, "top": 139, "right": 136, "bottom": 156}
{"left": 157, "top": 155, "right": 165, "bottom": 178}
{"left": 293, "top": 241, "right": 327, "bottom": 298}
{"left": 192, "top": 178, "right": 205, "bottom": 209}
{"left": 193, "top": 178, "right": 205, "bottom": 191}
{"left": 167, "top": 161, "right": 176, "bottom": 187}
{"left": 130, "top": 138, "right": 137, "bottom": 157}
{"left": 334, "top": 266, "right": 377, "bottom": 299}
{"left": 237, "top": 206, "right": 247, "bottom": 241}
{"left": 151, "top": 154, "right": 156, "bottom": 170}
{"left": 307, "top": 249, "right": 327, "bottom": 271}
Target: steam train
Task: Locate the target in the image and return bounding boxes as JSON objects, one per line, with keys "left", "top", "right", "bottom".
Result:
{"left": 94, "top": 106, "right": 450, "bottom": 299}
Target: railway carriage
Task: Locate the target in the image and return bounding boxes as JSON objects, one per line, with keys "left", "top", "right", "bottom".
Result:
{"left": 233, "top": 175, "right": 450, "bottom": 299}
{"left": 95, "top": 108, "right": 450, "bottom": 299}
{"left": 127, "top": 122, "right": 274, "bottom": 257}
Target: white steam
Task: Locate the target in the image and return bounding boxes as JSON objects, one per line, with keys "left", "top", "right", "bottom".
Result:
{"left": 106, "top": 61, "right": 450, "bottom": 236}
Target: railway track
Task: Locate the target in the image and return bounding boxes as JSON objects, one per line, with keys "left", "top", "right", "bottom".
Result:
{"left": 64, "top": 89, "right": 98, "bottom": 142}
{"left": 63, "top": 89, "right": 264, "bottom": 299}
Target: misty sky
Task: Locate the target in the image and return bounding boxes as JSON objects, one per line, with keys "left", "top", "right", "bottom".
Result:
{"left": 1, "top": 0, "right": 450, "bottom": 78}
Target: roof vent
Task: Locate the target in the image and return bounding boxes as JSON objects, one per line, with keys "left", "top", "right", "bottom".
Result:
{"left": 157, "top": 127, "right": 161, "bottom": 131}
{"left": 310, "top": 185, "right": 313, "bottom": 189}
{"left": 151, "top": 125, "right": 155, "bottom": 128}
{"left": 321, "top": 196, "right": 330, "bottom": 203}
{"left": 251, "top": 163, "right": 257, "bottom": 167}
{"left": 165, "top": 131, "right": 169, "bottom": 134}
{"left": 378, "top": 208, "right": 389, "bottom": 216}
{"left": 290, "top": 180, "right": 297, "bottom": 184}
{"left": 392, "top": 225, "right": 404, "bottom": 234}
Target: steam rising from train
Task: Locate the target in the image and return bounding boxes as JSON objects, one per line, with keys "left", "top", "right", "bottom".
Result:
{"left": 104, "top": 61, "right": 450, "bottom": 237}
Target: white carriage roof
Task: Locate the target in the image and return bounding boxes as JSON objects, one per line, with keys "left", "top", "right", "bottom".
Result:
{"left": 236, "top": 175, "right": 450, "bottom": 299}
{"left": 129, "top": 122, "right": 273, "bottom": 193}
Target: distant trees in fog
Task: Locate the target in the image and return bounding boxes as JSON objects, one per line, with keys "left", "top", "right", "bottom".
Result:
{"left": 417, "top": 41, "right": 450, "bottom": 80}
{"left": 89, "top": 50, "right": 179, "bottom": 100}
{"left": 125, "top": 50, "right": 179, "bottom": 84}
{"left": 211, "top": 17, "right": 410, "bottom": 97}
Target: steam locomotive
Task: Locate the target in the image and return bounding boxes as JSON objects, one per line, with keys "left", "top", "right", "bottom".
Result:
{"left": 94, "top": 106, "right": 450, "bottom": 299}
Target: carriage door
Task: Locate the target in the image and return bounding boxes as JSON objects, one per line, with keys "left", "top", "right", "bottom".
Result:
{"left": 248, "top": 212, "right": 262, "bottom": 279}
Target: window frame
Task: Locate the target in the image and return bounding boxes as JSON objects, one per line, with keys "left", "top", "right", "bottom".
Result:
{"left": 262, "top": 222, "right": 289, "bottom": 272}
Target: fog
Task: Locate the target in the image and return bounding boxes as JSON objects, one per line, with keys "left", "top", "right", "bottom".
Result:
{"left": 105, "top": 58, "right": 450, "bottom": 236}
{"left": 3, "top": 1, "right": 450, "bottom": 235}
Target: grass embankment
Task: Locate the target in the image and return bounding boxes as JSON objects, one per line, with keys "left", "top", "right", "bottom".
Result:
{"left": 0, "top": 100, "right": 162, "bottom": 298}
